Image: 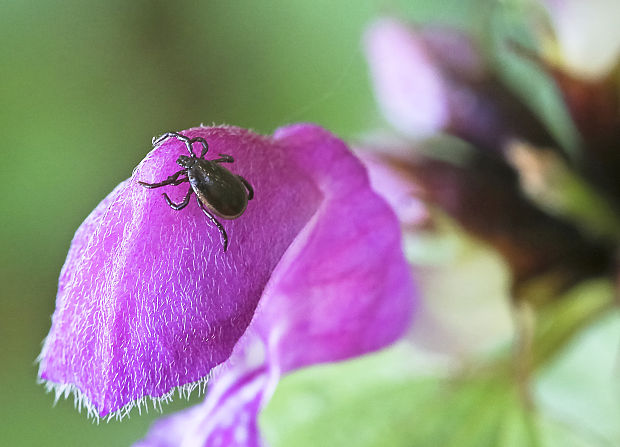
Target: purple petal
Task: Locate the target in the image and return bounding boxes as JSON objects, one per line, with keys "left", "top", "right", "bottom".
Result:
{"left": 135, "top": 341, "right": 274, "bottom": 447}
{"left": 364, "top": 18, "right": 449, "bottom": 138}
{"left": 38, "top": 126, "right": 322, "bottom": 417}
{"left": 355, "top": 149, "right": 429, "bottom": 229}
{"left": 136, "top": 125, "right": 416, "bottom": 446}
{"left": 365, "top": 18, "right": 555, "bottom": 151}
{"left": 262, "top": 125, "right": 415, "bottom": 370}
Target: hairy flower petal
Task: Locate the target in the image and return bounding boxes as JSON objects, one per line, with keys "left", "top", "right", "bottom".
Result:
{"left": 38, "top": 126, "right": 322, "bottom": 417}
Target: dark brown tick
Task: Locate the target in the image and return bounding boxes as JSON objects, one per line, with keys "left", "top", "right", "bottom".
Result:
{"left": 138, "top": 132, "right": 254, "bottom": 252}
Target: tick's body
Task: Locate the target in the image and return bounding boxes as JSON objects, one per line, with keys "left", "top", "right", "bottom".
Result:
{"left": 185, "top": 157, "right": 250, "bottom": 219}
{"left": 138, "top": 132, "right": 254, "bottom": 252}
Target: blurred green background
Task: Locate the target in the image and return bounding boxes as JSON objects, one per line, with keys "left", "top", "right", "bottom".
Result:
{"left": 4, "top": 1, "right": 618, "bottom": 446}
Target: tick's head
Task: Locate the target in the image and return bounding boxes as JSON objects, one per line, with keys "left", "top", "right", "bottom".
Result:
{"left": 176, "top": 155, "right": 194, "bottom": 168}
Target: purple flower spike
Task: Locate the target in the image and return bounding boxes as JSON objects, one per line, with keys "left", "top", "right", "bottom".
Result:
{"left": 38, "top": 124, "right": 415, "bottom": 428}
{"left": 135, "top": 125, "right": 416, "bottom": 446}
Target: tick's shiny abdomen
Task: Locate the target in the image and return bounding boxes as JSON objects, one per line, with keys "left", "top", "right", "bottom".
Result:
{"left": 188, "top": 159, "right": 248, "bottom": 219}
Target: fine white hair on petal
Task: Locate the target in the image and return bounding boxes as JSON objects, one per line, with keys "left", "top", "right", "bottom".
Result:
{"left": 38, "top": 372, "right": 214, "bottom": 422}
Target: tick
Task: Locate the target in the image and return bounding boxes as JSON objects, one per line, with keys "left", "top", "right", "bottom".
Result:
{"left": 138, "top": 132, "right": 254, "bottom": 252}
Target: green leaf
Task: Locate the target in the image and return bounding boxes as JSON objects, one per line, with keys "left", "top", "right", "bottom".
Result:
{"left": 536, "top": 312, "right": 620, "bottom": 446}
{"left": 261, "top": 344, "right": 523, "bottom": 447}
{"left": 262, "top": 306, "right": 620, "bottom": 446}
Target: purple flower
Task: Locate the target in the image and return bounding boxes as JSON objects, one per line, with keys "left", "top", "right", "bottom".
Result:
{"left": 362, "top": 17, "right": 617, "bottom": 298}
{"left": 364, "top": 18, "right": 451, "bottom": 139}
{"left": 38, "top": 124, "right": 415, "bottom": 443}
{"left": 364, "top": 18, "right": 553, "bottom": 152}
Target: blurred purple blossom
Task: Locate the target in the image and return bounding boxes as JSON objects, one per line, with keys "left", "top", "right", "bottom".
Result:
{"left": 364, "top": 18, "right": 451, "bottom": 139}
{"left": 38, "top": 124, "right": 415, "bottom": 444}
{"left": 364, "top": 18, "right": 554, "bottom": 152}
{"left": 362, "top": 17, "right": 617, "bottom": 296}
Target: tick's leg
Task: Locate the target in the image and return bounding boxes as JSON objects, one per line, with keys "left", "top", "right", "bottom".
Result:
{"left": 197, "top": 197, "right": 229, "bottom": 252}
{"left": 237, "top": 175, "right": 254, "bottom": 200}
{"left": 163, "top": 187, "right": 193, "bottom": 210}
{"left": 213, "top": 153, "right": 234, "bottom": 163}
{"left": 188, "top": 137, "right": 209, "bottom": 158}
{"left": 138, "top": 169, "right": 187, "bottom": 189}
{"left": 139, "top": 176, "right": 188, "bottom": 189}
{"left": 153, "top": 132, "right": 196, "bottom": 157}
{"left": 153, "top": 132, "right": 187, "bottom": 147}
